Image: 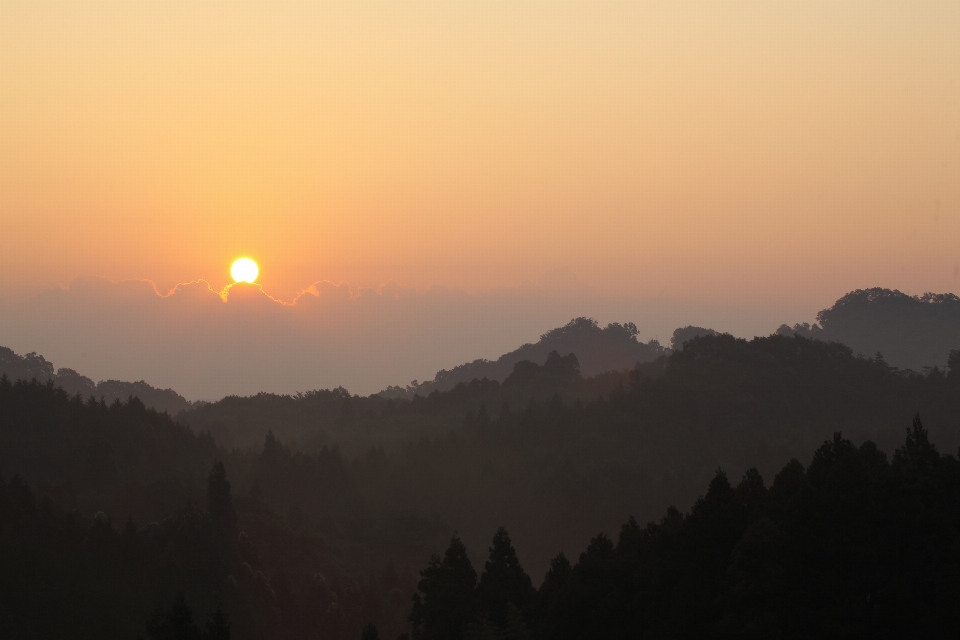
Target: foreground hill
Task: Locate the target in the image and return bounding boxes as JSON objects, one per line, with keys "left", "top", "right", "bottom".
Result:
{"left": 0, "top": 346, "right": 192, "bottom": 415}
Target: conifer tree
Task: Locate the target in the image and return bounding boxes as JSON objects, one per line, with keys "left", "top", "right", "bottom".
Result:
{"left": 207, "top": 461, "right": 237, "bottom": 538}
{"left": 410, "top": 535, "right": 478, "bottom": 640}
{"left": 145, "top": 593, "right": 202, "bottom": 640}
{"left": 205, "top": 607, "right": 230, "bottom": 640}
{"left": 477, "top": 527, "right": 534, "bottom": 628}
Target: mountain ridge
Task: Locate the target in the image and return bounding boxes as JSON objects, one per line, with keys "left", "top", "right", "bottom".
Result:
{"left": 0, "top": 346, "right": 193, "bottom": 415}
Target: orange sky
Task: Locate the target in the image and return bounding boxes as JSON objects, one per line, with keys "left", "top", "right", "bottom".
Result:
{"left": 2, "top": 1, "right": 959, "bottom": 307}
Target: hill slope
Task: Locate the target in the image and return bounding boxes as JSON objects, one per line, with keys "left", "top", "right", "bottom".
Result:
{"left": 0, "top": 346, "right": 192, "bottom": 415}
{"left": 382, "top": 317, "right": 667, "bottom": 398}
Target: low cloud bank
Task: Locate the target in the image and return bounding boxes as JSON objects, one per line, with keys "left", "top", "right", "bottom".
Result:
{"left": 0, "top": 276, "right": 805, "bottom": 400}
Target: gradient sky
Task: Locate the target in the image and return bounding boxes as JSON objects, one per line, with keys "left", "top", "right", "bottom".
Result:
{"left": 1, "top": 2, "right": 959, "bottom": 396}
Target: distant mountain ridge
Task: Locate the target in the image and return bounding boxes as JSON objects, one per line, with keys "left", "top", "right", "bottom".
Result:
{"left": 777, "top": 288, "right": 960, "bottom": 372}
{"left": 380, "top": 317, "right": 669, "bottom": 398}
{"left": 384, "top": 288, "right": 960, "bottom": 398}
{"left": 4, "top": 287, "right": 957, "bottom": 409}
{"left": 0, "top": 346, "right": 192, "bottom": 415}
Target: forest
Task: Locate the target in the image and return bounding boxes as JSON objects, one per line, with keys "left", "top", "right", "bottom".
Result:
{"left": 2, "top": 324, "right": 960, "bottom": 638}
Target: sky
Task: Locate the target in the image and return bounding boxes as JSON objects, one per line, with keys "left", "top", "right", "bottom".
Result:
{"left": 1, "top": 2, "right": 958, "bottom": 398}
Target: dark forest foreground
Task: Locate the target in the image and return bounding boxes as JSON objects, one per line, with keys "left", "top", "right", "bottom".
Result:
{"left": 3, "top": 416, "right": 958, "bottom": 639}
{"left": 2, "top": 332, "right": 960, "bottom": 638}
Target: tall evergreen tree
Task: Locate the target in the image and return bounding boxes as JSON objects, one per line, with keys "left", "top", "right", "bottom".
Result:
{"left": 205, "top": 607, "right": 230, "bottom": 640}
{"left": 477, "top": 401, "right": 491, "bottom": 429}
{"left": 410, "top": 535, "right": 478, "bottom": 640}
{"left": 207, "top": 461, "right": 237, "bottom": 538}
{"left": 477, "top": 527, "right": 534, "bottom": 627}
{"left": 145, "top": 593, "right": 202, "bottom": 640}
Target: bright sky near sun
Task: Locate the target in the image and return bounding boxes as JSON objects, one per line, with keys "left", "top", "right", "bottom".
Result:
{"left": 1, "top": 1, "right": 959, "bottom": 307}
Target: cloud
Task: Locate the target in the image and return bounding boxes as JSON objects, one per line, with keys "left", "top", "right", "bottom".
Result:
{"left": 0, "top": 275, "right": 815, "bottom": 400}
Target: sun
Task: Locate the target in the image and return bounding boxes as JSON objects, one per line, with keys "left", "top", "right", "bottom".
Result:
{"left": 230, "top": 258, "right": 259, "bottom": 283}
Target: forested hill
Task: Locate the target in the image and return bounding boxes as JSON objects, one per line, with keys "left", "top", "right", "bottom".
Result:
{"left": 389, "top": 287, "right": 960, "bottom": 399}
{"left": 4, "top": 376, "right": 959, "bottom": 638}
{"left": 178, "top": 332, "right": 960, "bottom": 581}
{"left": 0, "top": 346, "right": 192, "bottom": 415}
{"left": 3, "top": 334, "right": 960, "bottom": 638}
{"left": 779, "top": 287, "right": 960, "bottom": 372}
{"left": 381, "top": 317, "right": 668, "bottom": 398}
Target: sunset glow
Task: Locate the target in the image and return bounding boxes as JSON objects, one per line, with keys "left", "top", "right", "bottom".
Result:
{"left": 1, "top": 2, "right": 958, "bottom": 308}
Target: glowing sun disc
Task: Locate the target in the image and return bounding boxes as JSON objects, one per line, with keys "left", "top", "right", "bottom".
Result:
{"left": 231, "top": 258, "right": 259, "bottom": 283}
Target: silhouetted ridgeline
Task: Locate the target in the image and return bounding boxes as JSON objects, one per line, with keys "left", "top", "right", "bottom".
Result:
{"left": 381, "top": 318, "right": 667, "bottom": 399}
{"left": 388, "top": 286, "right": 960, "bottom": 402}
{"left": 180, "top": 350, "right": 631, "bottom": 452}
{"left": 778, "top": 287, "right": 960, "bottom": 372}
{"left": 0, "top": 345, "right": 192, "bottom": 415}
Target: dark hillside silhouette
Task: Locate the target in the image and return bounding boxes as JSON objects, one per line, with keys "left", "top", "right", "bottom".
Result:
{"left": 382, "top": 318, "right": 666, "bottom": 398}
{"left": 180, "top": 354, "right": 630, "bottom": 452}
{"left": 0, "top": 345, "right": 192, "bottom": 414}
{"left": 778, "top": 288, "right": 960, "bottom": 371}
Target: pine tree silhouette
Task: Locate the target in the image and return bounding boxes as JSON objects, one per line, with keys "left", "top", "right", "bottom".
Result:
{"left": 477, "top": 528, "right": 534, "bottom": 628}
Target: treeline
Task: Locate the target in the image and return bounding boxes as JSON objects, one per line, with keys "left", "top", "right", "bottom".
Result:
{"left": 181, "top": 350, "right": 629, "bottom": 452}
{"left": 779, "top": 287, "right": 960, "bottom": 372}
{"left": 0, "top": 345, "right": 192, "bottom": 415}
{"left": 399, "top": 419, "right": 960, "bottom": 639}
{"left": 382, "top": 318, "right": 667, "bottom": 399}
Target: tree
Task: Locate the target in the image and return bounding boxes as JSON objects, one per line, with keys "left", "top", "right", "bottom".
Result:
{"left": 498, "top": 604, "right": 533, "bottom": 640}
{"left": 360, "top": 622, "right": 379, "bottom": 640}
{"left": 205, "top": 608, "right": 230, "bottom": 640}
{"left": 207, "top": 461, "right": 237, "bottom": 538}
{"left": 145, "top": 593, "right": 202, "bottom": 640}
{"left": 477, "top": 401, "right": 490, "bottom": 429}
{"left": 410, "top": 535, "right": 478, "bottom": 640}
{"left": 893, "top": 414, "right": 940, "bottom": 471}
{"left": 477, "top": 527, "right": 534, "bottom": 627}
